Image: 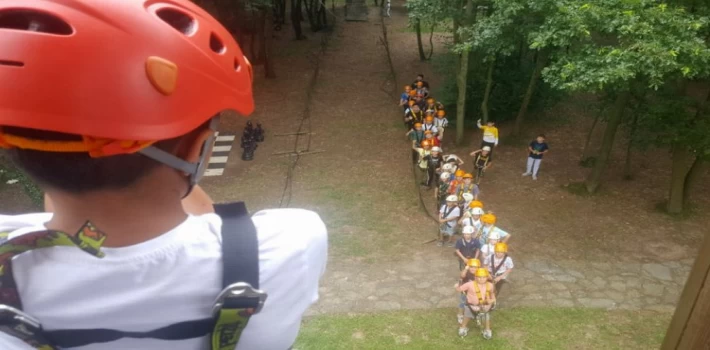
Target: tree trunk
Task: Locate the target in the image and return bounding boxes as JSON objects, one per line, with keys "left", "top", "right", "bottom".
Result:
{"left": 455, "top": 0, "right": 475, "bottom": 145}
{"left": 623, "top": 111, "right": 639, "bottom": 179}
{"left": 512, "top": 50, "right": 546, "bottom": 136}
{"left": 582, "top": 108, "right": 602, "bottom": 161}
{"left": 667, "top": 145, "right": 695, "bottom": 213}
{"left": 480, "top": 57, "right": 495, "bottom": 124}
{"left": 585, "top": 90, "right": 630, "bottom": 193}
{"left": 263, "top": 9, "right": 276, "bottom": 78}
{"left": 291, "top": 0, "right": 304, "bottom": 39}
{"left": 426, "top": 24, "right": 435, "bottom": 60}
{"left": 684, "top": 157, "right": 708, "bottom": 206}
{"left": 415, "top": 19, "right": 426, "bottom": 61}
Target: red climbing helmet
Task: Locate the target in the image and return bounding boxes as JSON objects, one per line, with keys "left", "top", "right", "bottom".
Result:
{"left": 0, "top": 0, "right": 254, "bottom": 156}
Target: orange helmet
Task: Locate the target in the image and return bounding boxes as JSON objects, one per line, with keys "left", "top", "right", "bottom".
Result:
{"left": 421, "top": 140, "right": 431, "bottom": 148}
{"left": 427, "top": 97, "right": 435, "bottom": 103}
{"left": 474, "top": 268, "right": 490, "bottom": 278}
{"left": 495, "top": 243, "right": 508, "bottom": 253}
{"left": 408, "top": 100, "right": 416, "bottom": 106}
{"left": 0, "top": 0, "right": 253, "bottom": 157}
{"left": 462, "top": 173, "right": 473, "bottom": 179}
{"left": 414, "top": 123, "right": 423, "bottom": 128}
{"left": 437, "top": 110, "right": 446, "bottom": 117}
{"left": 469, "top": 200, "right": 484, "bottom": 209}
{"left": 425, "top": 116, "right": 434, "bottom": 122}
{"left": 481, "top": 214, "right": 497, "bottom": 225}
{"left": 416, "top": 81, "right": 424, "bottom": 87}
{"left": 467, "top": 259, "right": 481, "bottom": 268}
{"left": 455, "top": 170, "right": 465, "bottom": 177}
{"left": 409, "top": 90, "right": 417, "bottom": 97}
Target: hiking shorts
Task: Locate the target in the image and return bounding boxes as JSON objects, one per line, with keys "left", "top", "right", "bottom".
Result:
{"left": 440, "top": 225, "right": 454, "bottom": 236}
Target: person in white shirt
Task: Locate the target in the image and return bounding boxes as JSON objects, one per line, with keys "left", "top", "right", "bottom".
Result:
{"left": 484, "top": 243, "right": 514, "bottom": 297}
{"left": 0, "top": 2, "right": 327, "bottom": 349}
{"left": 479, "top": 230, "right": 500, "bottom": 263}
{"left": 435, "top": 110, "right": 449, "bottom": 140}
{"left": 460, "top": 207, "right": 484, "bottom": 231}
{"left": 438, "top": 195, "right": 461, "bottom": 247}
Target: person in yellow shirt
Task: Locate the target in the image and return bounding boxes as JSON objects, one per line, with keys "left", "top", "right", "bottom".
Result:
{"left": 476, "top": 118, "right": 499, "bottom": 156}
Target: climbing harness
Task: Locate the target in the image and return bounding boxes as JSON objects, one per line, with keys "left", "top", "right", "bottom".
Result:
{"left": 0, "top": 202, "right": 266, "bottom": 350}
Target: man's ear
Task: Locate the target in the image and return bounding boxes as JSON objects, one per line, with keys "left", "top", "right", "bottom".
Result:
{"left": 180, "top": 127, "right": 216, "bottom": 164}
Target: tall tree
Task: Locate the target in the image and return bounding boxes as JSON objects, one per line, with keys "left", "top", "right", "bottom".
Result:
{"left": 534, "top": 0, "right": 710, "bottom": 194}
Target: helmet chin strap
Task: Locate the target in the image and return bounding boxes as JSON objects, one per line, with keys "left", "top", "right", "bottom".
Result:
{"left": 138, "top": 117, "right": 220, "bottom": 198}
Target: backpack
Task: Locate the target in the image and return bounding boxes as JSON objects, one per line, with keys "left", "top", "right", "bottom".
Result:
{"left": 0, "top": 202, "right": 263, "bottom": 350}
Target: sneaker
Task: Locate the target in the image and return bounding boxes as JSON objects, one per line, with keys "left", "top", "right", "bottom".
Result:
{"left": 457, "top": 314, "right": 464, "bottom": 325}
{"left": 522, "top": 172, "right": 532, "bottom": 177}
{"left": 483, "top": 329, "right": 492, "bottom": 340}
{"left": 436, "top": 241, "right": 443, "bottom": 247}
{"left": 458, "top": 327, "right": 468, "bottom": 337}
{"left": 532, "top": 176, "right": 538, "bottom": 180}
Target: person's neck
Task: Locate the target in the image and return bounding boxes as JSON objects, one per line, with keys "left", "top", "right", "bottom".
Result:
{"left": 46, "top": 176, "right": 188, "bottom": 248}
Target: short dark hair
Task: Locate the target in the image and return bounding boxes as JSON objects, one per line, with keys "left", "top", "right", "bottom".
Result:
{"left": 417, "top": 74, "right": 424, "bottom": 78}
{"left": 5, "top": 127, "right": 183, "bottom": 194}
{"left": 537, "top": 134, "right": 546, "bottom": 138}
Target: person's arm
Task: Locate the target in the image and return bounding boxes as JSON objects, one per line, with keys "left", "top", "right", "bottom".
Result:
{"left": 495, "top": 267, "right": 513, "bottom": 283}
{"left": 477, "top": 119, "right": 483, "bottom": 129}
{"left": 456, "top": 282, "right": 469, "bottom": 293}
{"left": 493, "top": 128, "right": 499, "bottom": 146}
{"left": 182, "top": 185, "right": 215, "bottom": 215}
{"left": 502, "top": 232, "right": 511, "bottom": 243}
{"left": 469, "top": 149, "right": 480, "bottom": 157}
{"left": 446, "top": 214, "right": 460, "bottom": 223}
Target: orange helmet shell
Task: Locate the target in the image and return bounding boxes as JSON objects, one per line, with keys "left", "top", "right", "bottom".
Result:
{"left": 421, "top": 140, "right": 431, "bottom": 148}
{"left": 481, "top": 214, "right": 497, "bottom": 225}
{"left": 409, "top": 90, "right": 417, "bottom": 97}
{"left": 495, "top": 243, "right": 508, "bottom": 253}
{"left": 455, "top": 170, "right": 465, "bottom": 177}
{"left": 0, "top": 0, "right": 254, "bottom": 143}
{"left": 437, "top": 110, "right": 446, "bottom": 117}
{"left": 414, "top": 123, "right": 422, "bottom": 128}
{"left": 408, "top": 100, "right": 416, "bottom": 106}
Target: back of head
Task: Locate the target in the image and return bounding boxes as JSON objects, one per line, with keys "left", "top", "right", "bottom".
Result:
{"left": 0, "top": 0, "right": 254, "bottom": 195}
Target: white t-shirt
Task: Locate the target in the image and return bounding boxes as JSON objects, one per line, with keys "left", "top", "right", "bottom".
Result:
{"left": 434, "top": 117, "right": 448, "bottom": 129}
{"left": 461, "top": 216, "right": 482, "bottom": 230}
{"left": 480, "top": 243, "right": 495, "bottom": 262}
{"left": 484, "top": 254, "right": 514, "bottom": 278}
{"left": 0, "top": 209, "right": 328, "bottom": 350}
{"left": 422, "top": 124, "right": 438, "bottom": 134}
{"left": 439, "top": 205, "right": 461, "bottom": 229}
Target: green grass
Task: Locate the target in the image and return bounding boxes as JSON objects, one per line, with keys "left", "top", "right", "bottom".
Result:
{"left": 295, "top": 308, "right": 670, "bottom": 350}
{"left": 0, "top": 159, "right": 43, "bottom": 208}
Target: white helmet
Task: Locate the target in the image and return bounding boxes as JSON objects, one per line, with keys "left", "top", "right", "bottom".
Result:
{"left": 462, "top": 193, "right": 474, "bottom": 202}
{"left": 482, "top": 146, "right": 491, "bottom": 151}
{"left": 442, "top": 163, "right": 453, "bottom": 172}
{"left": 488, "top": 230, "right": 501, "bottom": 240}
{"left": 472, "top": 207, "right": 484, "bottom": 215}
{"left": 431, "top": 146, "right": 442, "bottom": 153}
{"left": 440, "top": 172, "right": 451, "bottom": 181}
{"left": 462, "top": 226, "right": 475, "bottom": 235}
{"left": 446, "top": 195, "right": 458, "bottom": 202}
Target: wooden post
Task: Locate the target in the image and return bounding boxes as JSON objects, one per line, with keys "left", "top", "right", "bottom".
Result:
{"left": 661, "top": 232, "right": 710, "bottom": 349}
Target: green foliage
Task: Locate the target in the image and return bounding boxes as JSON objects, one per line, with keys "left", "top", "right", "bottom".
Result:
{"left": 0, "top": 160, "right": 43, "bottom": 207}
{"left": 433, "top": 53, "right": 565, "bottom": 126}
{"left": 535, "top": 0, "right": 710, "bottom": 92}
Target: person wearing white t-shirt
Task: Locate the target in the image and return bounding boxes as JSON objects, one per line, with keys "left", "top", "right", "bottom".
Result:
{"left": 483, "top": 243, "right": 514, "bottom": 297}
{"left": 0, "top": 2, "right": 327, "bottom": 349}
{"left": 438, "top": 196, "right": 461, "bottom": 247}
{"left": 460, "top": 207, "right": 484, "bottom": 232}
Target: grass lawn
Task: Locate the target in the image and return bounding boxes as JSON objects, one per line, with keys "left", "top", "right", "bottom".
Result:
{"left": 295, "top": 307, "right": 670, "bottom": 350}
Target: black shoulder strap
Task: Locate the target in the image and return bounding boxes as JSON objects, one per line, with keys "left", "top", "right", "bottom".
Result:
{"left": 214, "top": 202, "right": 259, "bottom": 289}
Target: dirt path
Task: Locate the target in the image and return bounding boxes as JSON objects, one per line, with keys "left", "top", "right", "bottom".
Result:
{"left": 200, "top": 2, "right": 702, "bottom": 315}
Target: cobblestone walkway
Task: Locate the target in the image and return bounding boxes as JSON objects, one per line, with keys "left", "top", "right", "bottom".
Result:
{"left": 307, "top": 256, "right": 693, "bottom": 316}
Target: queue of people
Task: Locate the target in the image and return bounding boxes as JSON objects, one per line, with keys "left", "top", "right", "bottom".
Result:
{"left": 397, "top": 75, "right": 521, "bottom": 341}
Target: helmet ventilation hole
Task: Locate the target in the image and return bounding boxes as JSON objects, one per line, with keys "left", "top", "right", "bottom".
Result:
{"left": 0, "top": 10, "right": 73, "bottom": 35}
{"left": 156, "top": 8, "right": 196, "bottom": 36}
{"left": 234, "top": 57, "right": 241, "bottom": 71}
{"left": 209, "top": 33, "right": 225, "bottom": 54}
{"left": 0, "top": 60, "right": 24, "bottom": 67}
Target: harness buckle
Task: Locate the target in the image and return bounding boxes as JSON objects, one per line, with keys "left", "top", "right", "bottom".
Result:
{"left": 212, "top": 282, "right": 268, "bottom": 316}
{"left": 0, "top": 304, "right": 54, "bottom": 349}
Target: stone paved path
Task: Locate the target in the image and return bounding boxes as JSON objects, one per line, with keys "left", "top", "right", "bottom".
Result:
{"left": 307, "top": 256, "right": 693, "bottom": 316}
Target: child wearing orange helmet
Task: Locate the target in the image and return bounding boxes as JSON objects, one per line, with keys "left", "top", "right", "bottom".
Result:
{"left": 455, "top": 268, "right": 496, "bottom": 339}
{"left": 399, "top": 85, "right": 413, "bottom": 112}
{"left": 484, "top": 243, "right": 514, "bottom": 297}
{"left": 413, "top": 140, "right": 433, "bottom": 172}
